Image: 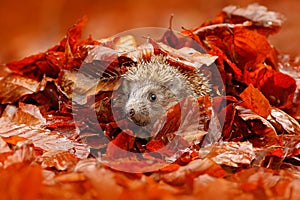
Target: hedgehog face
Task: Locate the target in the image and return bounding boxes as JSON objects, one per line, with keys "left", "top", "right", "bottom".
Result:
{"left": 121, "top": 55, "right": 209, "bottom": 132}
{"left": 124, "top": 80, "right": 177, "bottom": 128}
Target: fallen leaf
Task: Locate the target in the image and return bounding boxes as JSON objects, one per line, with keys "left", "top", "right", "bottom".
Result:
{"left": 239, "top": 84, "right": 271, "bottom": 118}
{"left": 199, "top": 141, "right": 256, "bottom": 168}
{"left": 268, "top": 108, "right": 300, "bottom": 135}
{"left": 106, "top": 129, "right": 136, "bottom": 158}
{"left": 38, "top": 151, "right": 79, "bottom": 171}
{"left": 0, "top": 71, "right": 49, "bottom": 104}
{"left": 0, "top": 137, "right": 11, "bottom": 153}
{"left": 0, "top": 164, "right": 43, "bottom": 200}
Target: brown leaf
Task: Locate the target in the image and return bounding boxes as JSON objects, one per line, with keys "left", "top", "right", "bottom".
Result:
{"left": 0, "top": 104, "right": 89, "bottom": 158}
{"left": 281, "top": 135, "right": 300, "bottom": 158}
{"left": 238, "top": 111, "right": 277, "bottom": 137}
{"left": 237, "top": 105, "right": 277, "bottom": 137}
{"left": 278, "top": 55, "right": 300, "bottom": 119}
{"left": 0, "top": 70, "right": 49, "bottom": 104}
{"left": 222, "top": 4, "right": 285, "bottom": 34}
{"left": 156, "top": 42, "right": 218, "bottom": 70}
{"left": 10, "top": 103, "right": 46, "bottom": 126}
{"left": 44, "top": 113, "right": 78, "bottom": 139}
{"left": 268, "top": 108, "right": 300, "bottom": 135}
{"left": 61, "top": 61, "right": 121, "bottom": 105}
{"left": 0, "top": 120, "right": 89, "bottom": 159}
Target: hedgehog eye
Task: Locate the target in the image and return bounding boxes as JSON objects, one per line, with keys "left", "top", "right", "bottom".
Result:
{"left": 148, "top": 93, "right": 157, "bottom": 102}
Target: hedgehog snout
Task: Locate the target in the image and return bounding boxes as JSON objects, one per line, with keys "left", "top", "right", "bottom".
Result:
{"left": 125, "top": 103, "right": 151, "bottom": 127}
{"left": 128, "top": 108, "right": 135, "bottom": 117}
{"left": 126, "top": 106, "right": 148, "bottom": 119}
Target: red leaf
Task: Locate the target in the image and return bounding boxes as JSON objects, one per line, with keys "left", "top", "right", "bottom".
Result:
{"left": 6, "top": 53, "right": 61, "bottom": 80}
{"left": 146, "top": 140, "right": 165, "bottom": 152}
{"left": 152, "top": 96, "right": 211, "bottom": 143}
{"left": 106, "top": 130, "right": 136, "bottom": 158}
{"left": 6, "top": 54, "right": 43, "bottom": 76}
{"left": 266, "top": 148, "right": 283, "bottom": 158}
{"left": 64, "top": 16, "right": 88, "bottom": 54}
{"left": 152, "top": 102, "right": 181, "bottom": 140}
{"left": 260, "top": 71, "right": 296, "bottom": 109}
{"left": 221, "top": 103, "right": 238, "bottom": 140}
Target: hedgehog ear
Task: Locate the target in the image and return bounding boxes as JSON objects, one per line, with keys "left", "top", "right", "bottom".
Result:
{"left": 165, "top": 77, "right": 186, "bottom": 98}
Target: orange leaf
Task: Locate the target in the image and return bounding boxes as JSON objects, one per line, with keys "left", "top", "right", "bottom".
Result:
{"left": 231, "top": 27, "right": 275, "bottom": 71}
{"left": 240, "top": 84, "right": 271, "bottom": 118}
{"left": 158, "top": 163, "right": 180, "bottom": 173}
{"left": 0, "top": 164, "right": 43, "bottom": 200}
{"left": 2, "top": 135, "right": 27, "bottom": 146}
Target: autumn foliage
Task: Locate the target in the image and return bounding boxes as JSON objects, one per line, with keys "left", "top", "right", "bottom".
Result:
{"left": 1, "top": 4, "right": 300, "bottom": 200}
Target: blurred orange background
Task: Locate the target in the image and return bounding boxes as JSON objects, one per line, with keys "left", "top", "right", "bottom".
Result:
{"left": 0, "top": 0, "right": 299, "bottom": 64}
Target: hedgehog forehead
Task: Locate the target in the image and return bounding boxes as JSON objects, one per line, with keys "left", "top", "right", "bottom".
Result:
{"left": 124, "top": 57, "right": 178, "bottom": 84}
{"left": 130, "top": 80, "right": 162, "bottom": 94}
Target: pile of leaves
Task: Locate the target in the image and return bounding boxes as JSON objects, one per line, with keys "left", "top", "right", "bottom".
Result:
{"left": 1, "top": 4, "right": 300, "bottom": 199}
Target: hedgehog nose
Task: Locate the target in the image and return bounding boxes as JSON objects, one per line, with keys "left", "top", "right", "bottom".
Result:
{"left": 129, "top": 108, "right": 135, "bottom": 117}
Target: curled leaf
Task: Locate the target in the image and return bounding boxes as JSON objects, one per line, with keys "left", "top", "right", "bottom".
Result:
{"left": 268, "top": 108, "right": 300, "bottom": 135}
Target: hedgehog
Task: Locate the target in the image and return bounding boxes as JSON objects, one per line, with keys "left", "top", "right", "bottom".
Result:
{"left": 121, "top": 55, "right": 210, "bottom": 134}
